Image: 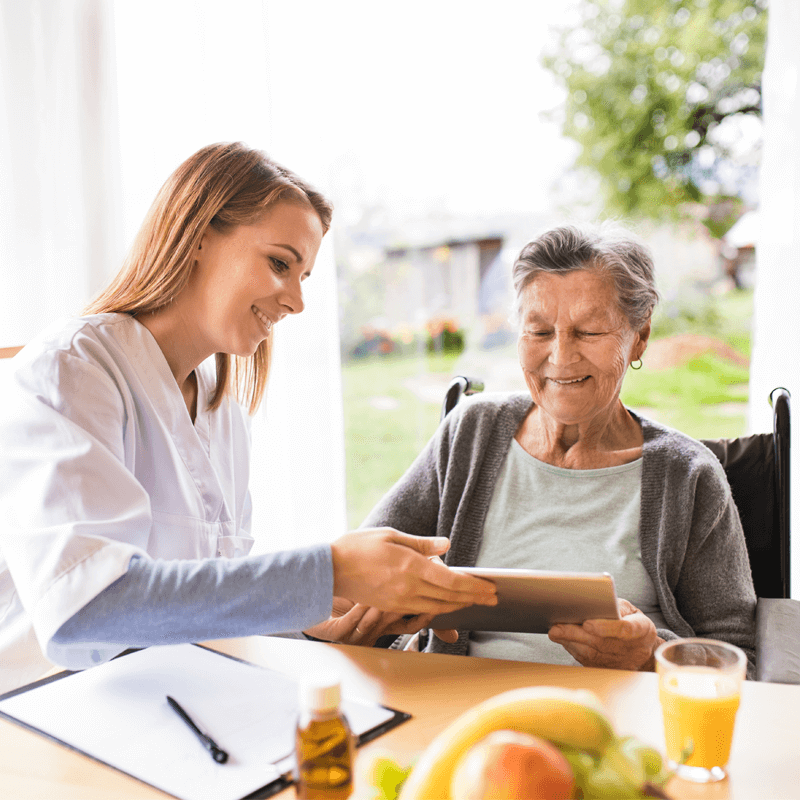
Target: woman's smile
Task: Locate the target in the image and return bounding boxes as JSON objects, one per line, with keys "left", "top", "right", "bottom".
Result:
{"left": 548, "top": 375, "right": 591, "bottom": 386}
{"left": 251, "top": 304, "right": 274, "bottom": 335}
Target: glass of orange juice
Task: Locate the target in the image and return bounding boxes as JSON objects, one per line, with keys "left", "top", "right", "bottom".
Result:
{"left": 655, "top": 638, "right": 747, "bottom": 783}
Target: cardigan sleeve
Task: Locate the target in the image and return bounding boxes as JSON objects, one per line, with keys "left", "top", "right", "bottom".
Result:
{"left": 640, "top": 424, "right": 757, "bottom": 678}
{"left": 673, "top": 475, "right": 757, "bottom": 675}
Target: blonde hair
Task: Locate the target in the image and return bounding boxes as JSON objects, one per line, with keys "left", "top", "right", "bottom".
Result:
{"left": 85, "top": 142, "right": 333, "bottom": 413}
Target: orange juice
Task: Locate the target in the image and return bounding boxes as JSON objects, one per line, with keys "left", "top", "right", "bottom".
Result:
{"left": 659, "top": 666, "right": 740, "bottom": 769}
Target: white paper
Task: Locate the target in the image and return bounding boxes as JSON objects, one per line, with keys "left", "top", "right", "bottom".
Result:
{"left": 0, "top": 643, "right": 395, "bottom": 800}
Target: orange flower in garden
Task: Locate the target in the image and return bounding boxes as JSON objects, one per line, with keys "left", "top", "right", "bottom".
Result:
{"left": 395, "top": 325, "right": 415, "bottom": 345}
{"left": 426, "top": 317, "right": 460, "bottom": 336}
{"left": 426, "top": 318, "right": 444, "bottom": 338}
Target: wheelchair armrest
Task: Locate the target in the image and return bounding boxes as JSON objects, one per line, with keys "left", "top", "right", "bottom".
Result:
{"left": 755, "top": 597, "right": 800, "bottom": 684}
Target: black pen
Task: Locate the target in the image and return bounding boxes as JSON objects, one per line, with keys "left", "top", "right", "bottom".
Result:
{"left": 166, "top": 695, "right": 229, "bottom": 764}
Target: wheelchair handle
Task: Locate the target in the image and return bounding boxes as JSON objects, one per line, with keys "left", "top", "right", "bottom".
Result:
{"left": 441, "top": 376, "right": 485, "bottom": 421}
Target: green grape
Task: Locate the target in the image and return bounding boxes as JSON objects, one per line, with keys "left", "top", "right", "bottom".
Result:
{"left": 559, "top": 746, "right": 599, "bottom": 790}
{"left": 370, "top": 756, "right": 412, "bottom": 800}
{"left": 617, "top": 735, "right": 664, "bottom": 778}
{"left": 583, "top": 764, "right": 644, "bottom": 799}
{"left": 598, "top": 738, "right": 647, "bottom": 788}
{"left": 639, "top": 748, "right": 664, "bottom": 778}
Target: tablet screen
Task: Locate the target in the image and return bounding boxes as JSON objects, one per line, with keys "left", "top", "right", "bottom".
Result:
{"left": 429, "top": 568, "right": 620, "bottom": 633}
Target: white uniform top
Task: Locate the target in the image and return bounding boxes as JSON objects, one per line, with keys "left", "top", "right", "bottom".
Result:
{"left": 0, "top": 313, "right": 256, "bottom": 689}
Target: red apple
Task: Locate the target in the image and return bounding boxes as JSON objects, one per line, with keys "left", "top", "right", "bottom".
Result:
{"left": 450, "top": 729, "right": 575, "bottom": 799}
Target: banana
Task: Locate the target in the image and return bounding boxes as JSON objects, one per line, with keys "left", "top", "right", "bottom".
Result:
{"left": 400, "top": 686, "right": 615, "bottom": 800}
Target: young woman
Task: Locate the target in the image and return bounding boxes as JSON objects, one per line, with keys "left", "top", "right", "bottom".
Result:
{"left": 0, "top": 142, "right": 496, "bottom": 693}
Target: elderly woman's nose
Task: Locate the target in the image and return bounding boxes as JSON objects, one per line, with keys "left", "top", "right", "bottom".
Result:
{"left": 548, "top": 332, "right": 579, "bottom": 365}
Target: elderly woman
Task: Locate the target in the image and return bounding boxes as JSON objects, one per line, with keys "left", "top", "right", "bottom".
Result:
{"left": 364, "top": 223, "right": 756, "bottom": 674}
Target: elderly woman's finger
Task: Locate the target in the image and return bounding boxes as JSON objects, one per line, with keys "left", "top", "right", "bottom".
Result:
{"left": 336, "top": 603, "right": 373, "bottom": 636}
{"left": 343, "top": 607, "right": 408, "bottom": 646}
{"left": 548, "top": 622, "right": 590, "bottom": 645}
{"left": 357, "top": 606, "right": 403, "bottom": 633}
{"left": 583, "top": 601, "right": 654, "bottom": 638}
{"left": 303, "top": 602, "right": 378, "bottom": 645}
{"left": 331, "top": 596, "right": 357, "bottom": 618}
{"left": 560, "top": 640, "right": 601, "bottom": 666}
{"left": 617, "top": 598, "right": 641, "bottom": 616}
{"left": 583, "top": 615, "right": 648, "bottom": 639}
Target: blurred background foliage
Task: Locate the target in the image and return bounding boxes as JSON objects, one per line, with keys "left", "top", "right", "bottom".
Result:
{"left": 543, "top": 0, "right": 766, "bottom": 240}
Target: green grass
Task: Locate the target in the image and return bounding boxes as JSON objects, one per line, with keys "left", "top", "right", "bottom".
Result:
{"left": 621, "top": 351, "right": 749, "bottom": 440}
{"left": 343, "top": 353, "right": 459, "bottom": 527}
{"left": 343, "top": 289, "right": 755, "bottom": 528}
{"left": 623, "top": 352, "right": 749, "bottom": 407}
{"left": 707, "top": 288, "right": 755, "bottom": 358}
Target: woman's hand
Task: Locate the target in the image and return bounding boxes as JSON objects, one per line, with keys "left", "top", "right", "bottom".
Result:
{"left": 330, "top": 528, "right": 497, "bottom": 615}
{"left": 547, "top": 598, "right": 665, "bottom": 671}
{"left": 303, "top": 598, "right": 447, "bottom": 647}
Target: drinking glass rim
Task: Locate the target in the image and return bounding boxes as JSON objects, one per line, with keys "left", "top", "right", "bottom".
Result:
{"left": 655, "top": 637, "right": 747, "bottom": 674}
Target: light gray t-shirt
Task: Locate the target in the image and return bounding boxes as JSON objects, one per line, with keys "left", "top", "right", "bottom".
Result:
{"left": 469, "top": 439, "right": 664, "bottom": 665}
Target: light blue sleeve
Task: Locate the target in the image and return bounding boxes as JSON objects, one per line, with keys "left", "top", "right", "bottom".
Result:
{"left": 50, "top": 545, "right": 334, "bottom": 668}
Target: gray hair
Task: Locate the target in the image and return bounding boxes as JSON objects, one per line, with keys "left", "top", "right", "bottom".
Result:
{"left": 512, "top": 222, "right": 659, "bottom": 330}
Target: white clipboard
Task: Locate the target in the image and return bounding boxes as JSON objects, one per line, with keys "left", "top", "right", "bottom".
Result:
{"left": 429, "top": 568, "right": 621, "bottom": 633}
{"left": 0, "top": 643, "right": 409, "bottom": 800}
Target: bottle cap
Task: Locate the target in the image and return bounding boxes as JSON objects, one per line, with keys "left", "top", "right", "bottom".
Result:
{"left": 299, "top": 674, "right": 341, "bottom": 713}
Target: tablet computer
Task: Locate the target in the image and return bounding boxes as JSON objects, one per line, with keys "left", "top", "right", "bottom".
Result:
{"left": 428, "top": 568, "right": 620, "bottom": 634}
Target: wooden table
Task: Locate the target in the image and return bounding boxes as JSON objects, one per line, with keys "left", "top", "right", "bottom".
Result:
{"left": 2, "top": 637, "right": 799, "bottom": 800}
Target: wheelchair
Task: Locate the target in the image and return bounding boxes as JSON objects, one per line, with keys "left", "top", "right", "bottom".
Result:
{"left": 440, "top": 377, "right": 797, "bottom": 684}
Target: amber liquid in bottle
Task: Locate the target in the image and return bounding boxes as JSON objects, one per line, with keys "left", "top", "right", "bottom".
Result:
{"left": 295, "top": 681, "right": 354, "bottom": 800}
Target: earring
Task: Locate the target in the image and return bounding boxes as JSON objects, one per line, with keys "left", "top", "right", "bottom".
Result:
{"left": 631, "top": 359, "right": 643, "bottom": 370}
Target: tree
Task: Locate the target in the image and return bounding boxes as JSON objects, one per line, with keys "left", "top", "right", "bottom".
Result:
{"left": 543, "top": 0, "right": 767, "bottom": 237}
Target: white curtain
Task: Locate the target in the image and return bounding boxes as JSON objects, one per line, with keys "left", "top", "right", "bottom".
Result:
{"left": 0, "top": 0, "right": 122, "bottom": 345}
{"left": 114, "top": 0, "right": 347, "bottom": 552}
{"left": 0, "top": 0, "right": 347, "bottom": 552}
{"left": 748, "top": 0, "right": 800, "bottom": 597}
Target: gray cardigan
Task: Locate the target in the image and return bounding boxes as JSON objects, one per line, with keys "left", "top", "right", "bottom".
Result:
{"left": 363, "top": 392, "right": 757, "bottom": 674}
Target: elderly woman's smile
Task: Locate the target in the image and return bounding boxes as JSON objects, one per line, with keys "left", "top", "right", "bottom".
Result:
{"left": 517, "top": 270, "right": 648, "bottom": 431}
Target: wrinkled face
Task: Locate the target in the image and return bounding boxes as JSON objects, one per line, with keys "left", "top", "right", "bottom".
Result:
{"left": 517, "top": 269, "right": 649, "bottom": 427}
{"left": 189, "top": 201, "right": 324, "bottom": 357}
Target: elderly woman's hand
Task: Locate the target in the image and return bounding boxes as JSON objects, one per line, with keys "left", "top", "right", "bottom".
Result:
{"left": 304, "top": 598, "right": 447, "bottom": 647}
{"left": 547, "top": 599, "right": 665, "bottom": 671}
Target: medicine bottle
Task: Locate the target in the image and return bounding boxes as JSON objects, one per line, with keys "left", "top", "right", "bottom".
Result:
{"left": 295, "top": 676, "right": 354, "bottom": 799}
